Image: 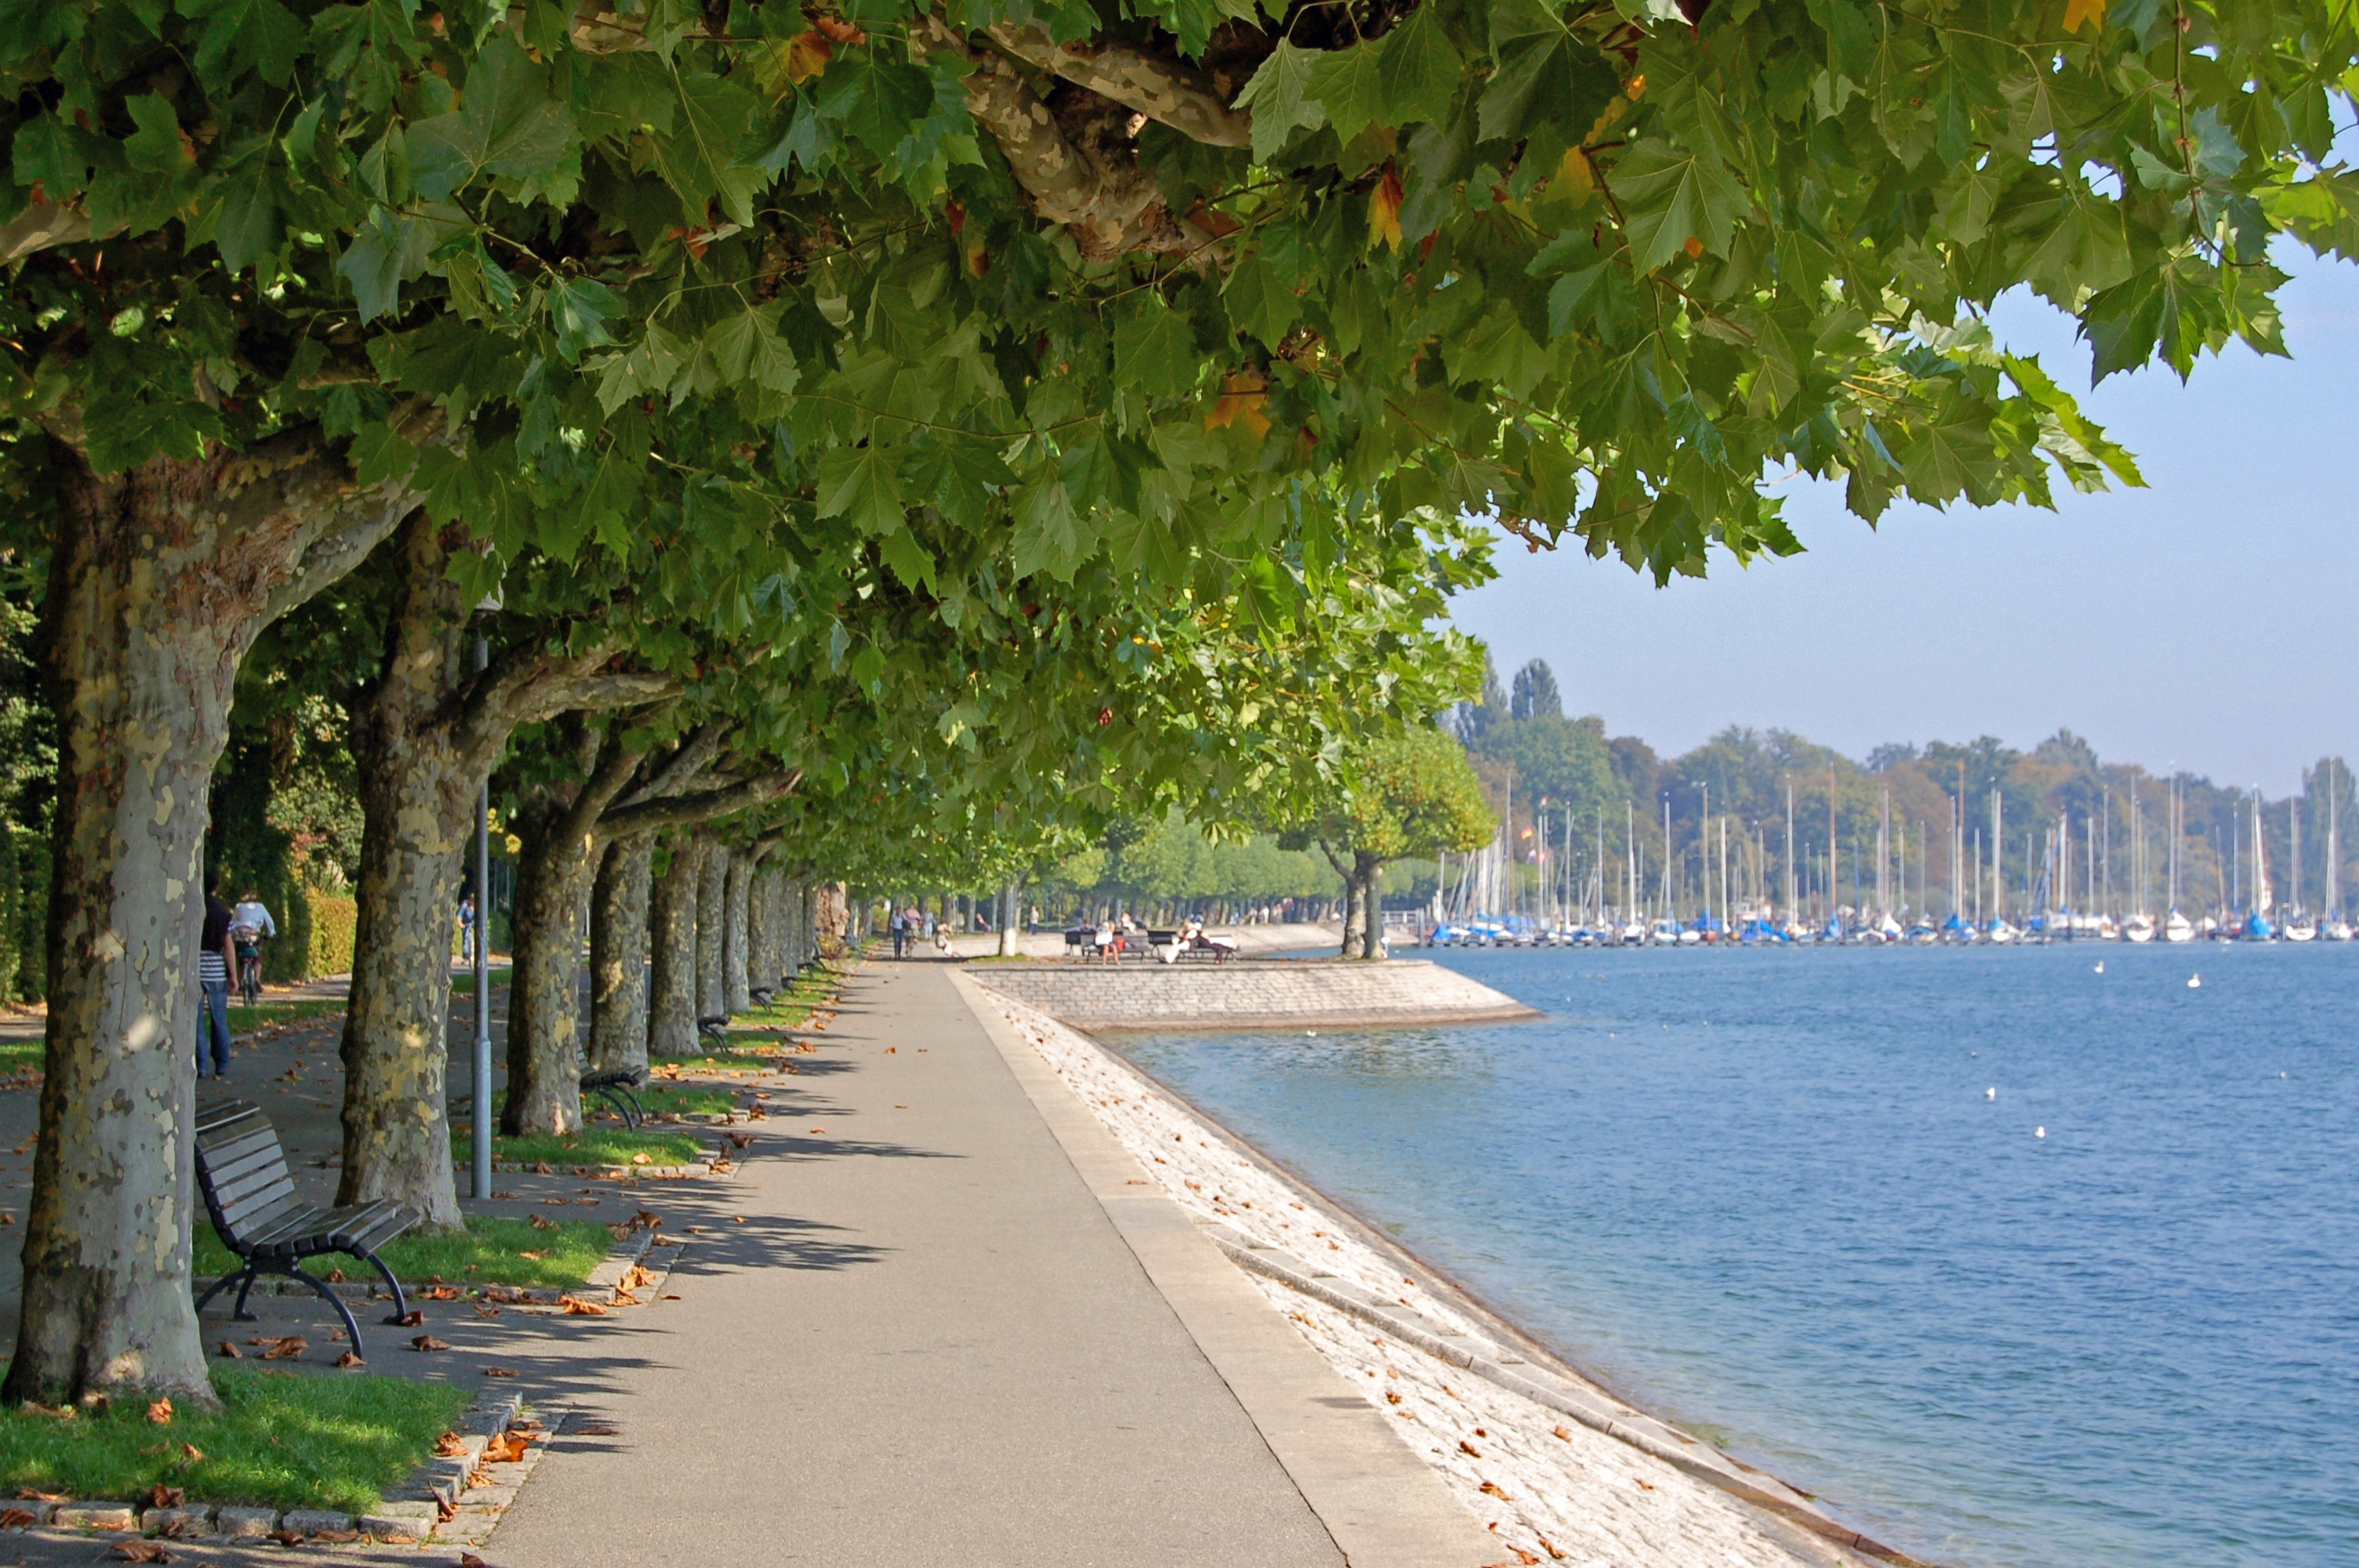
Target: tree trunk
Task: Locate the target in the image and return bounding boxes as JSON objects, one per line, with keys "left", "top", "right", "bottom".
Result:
{"left": 747, "top": 863, "right": 775, "bottom": 1002}
{"left": 1347, "top": 853, "right": 1385, "bottom": 961}
{"left": 998, "top": 883, "right": 1020, "bottom": 956}
{"left": 587, "top": 837, "right": 652, "bottom": 1073}
{"left": 723, "top": 851, "right": 752, "bottom": 1014}
{"left": 7, "top": 430, "right": 419, "bottom": 1408}
{"left": 647, "top": 836, "right": 700, "bottom": 1056}
{"left": 696, "top": 840, "right": 727, "bottom": 1025}
{"left": 501, "top": 808, "right": 584, "bottom": 1134}
{"left": 335, "top": 514, "right": 475, "bottom": 1232}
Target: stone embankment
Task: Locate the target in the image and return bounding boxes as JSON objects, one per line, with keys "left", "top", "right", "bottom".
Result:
{"left": 966, "top": 958, "right": 1537, "bottom": 1031}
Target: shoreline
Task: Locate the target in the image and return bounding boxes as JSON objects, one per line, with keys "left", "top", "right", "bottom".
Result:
{"left": 976, "top": 986, "right": 1915, "bottom": 1568}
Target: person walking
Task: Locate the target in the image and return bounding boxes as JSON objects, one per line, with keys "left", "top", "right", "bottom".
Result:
{"left": 889, "top": 905, "right": 907, "bottom": 960}
{"left": 196, "top": 870, "right": 237, "bottom": 1080}
{"left": 457, "top": 892, "right": 478, "bottom": 964}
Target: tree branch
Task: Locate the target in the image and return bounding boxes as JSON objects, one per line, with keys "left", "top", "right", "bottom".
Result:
{"left": 596, "top": 769, "right": 803, "bottom": 842}
{"left": 615, "top": 721, "right": 732, "bottom": 811}
{"left": 980, "top": 21, "right": 1251, "bottom": 149}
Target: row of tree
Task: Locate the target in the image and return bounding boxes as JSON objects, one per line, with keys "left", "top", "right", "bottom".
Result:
{"left": 2, "top": 0, "right": 2346, "bottom": 1411}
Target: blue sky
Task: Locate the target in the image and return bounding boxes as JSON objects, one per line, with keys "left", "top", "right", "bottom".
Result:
{"left": 1447, "top": 252, "right": 2359, "bottom": 796}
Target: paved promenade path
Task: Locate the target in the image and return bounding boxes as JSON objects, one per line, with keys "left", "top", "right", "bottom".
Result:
{"left": 489, "top": 960, "right": 1494, "bottom": 1568}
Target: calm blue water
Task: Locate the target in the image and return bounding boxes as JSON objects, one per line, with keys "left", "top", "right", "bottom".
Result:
{"left": 1115, "top": 943, "right": 2359, "bottom": 1567}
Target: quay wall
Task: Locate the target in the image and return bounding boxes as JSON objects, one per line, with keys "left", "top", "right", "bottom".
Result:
{"left": 964, "top": 959, "right": 1538, "bottom": 1031}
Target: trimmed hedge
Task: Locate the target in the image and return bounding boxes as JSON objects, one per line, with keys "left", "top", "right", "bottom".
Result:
{"left": 307, "top": 887, "right": 358, "bottom": 977}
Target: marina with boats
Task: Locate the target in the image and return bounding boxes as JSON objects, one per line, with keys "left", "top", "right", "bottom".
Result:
{"left": 1424, "top": 762, "right": 2356, "bottom": 949}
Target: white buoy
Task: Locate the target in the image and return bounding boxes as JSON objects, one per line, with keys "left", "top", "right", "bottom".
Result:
{"left": 2035, "top": 1126, "right": 2046, "bottom": 1138}
{"left": 2188, "top": 975, "right": 2201, "bottom": 989}
{"left": 1305, "top": 1030, "right": 1318, "bottom": 1037}
{"left": 2094, "top": 960, "right": 2104, "bottom": 974}
{"left": 1986, "top": 1087, "right": 1997, "bottom": 1101}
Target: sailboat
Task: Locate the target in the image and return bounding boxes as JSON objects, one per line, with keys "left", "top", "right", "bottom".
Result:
{"left": 2328, "top": 767, "right": 2354, "bottom": 940}
{"left": 2283, "top": 797, "right": 2317, "bottom": 940}
{"left": 2163, "top": 779, "right": 2194, "bottom": 941}
{"left": 2241, "top": 792, "right": 2277, "bottom": 940}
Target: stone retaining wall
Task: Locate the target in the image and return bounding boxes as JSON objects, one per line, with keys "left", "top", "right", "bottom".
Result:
{"left": 965, "top": 959, "right": 1536, "bottom": 1030}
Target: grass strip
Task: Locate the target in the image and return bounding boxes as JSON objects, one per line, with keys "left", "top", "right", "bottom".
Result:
{"left": 194, "top": 1214, "right": 620, "bottom": 1290}
{"left": 0, "top": 1368, "right": 472, "bottom": 1515}
{"left": 452, "top": 1127, "right": 707, "bottom": 1171}
{"left": 227, "top": 997, "right": 350, "bottom": 1032}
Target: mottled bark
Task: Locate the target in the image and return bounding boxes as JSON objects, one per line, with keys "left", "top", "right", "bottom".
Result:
{"left": 747, "top": 862, "right": 776, "bottom": 1001}
{"left": 336, "top": 516, "right": 473, "bottom": 1231}
{"left": 695, "top": 841, "right": 727, "bottom": 1024}
{"left": 648, "top": 837, "right": 700, "bottom": 1055}
{"left": 7, "top": 426, "right": 422, "bottom": 1407}
{"left": 587, "top": 837, "right": 652, "bottom": 1073}
{"left": 722, "top": 851, "right": 752, "bottom": 1014}
{"left": 998, "top": 884, "right": 1020, "bottom": 956}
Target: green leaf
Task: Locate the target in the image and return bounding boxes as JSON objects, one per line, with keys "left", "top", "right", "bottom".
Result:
{"left": 9, "top": 113, "right": 85, "bottom": 198}
{"left": 408, "top": 35, "right": 576, "bottom": 202}
{"left": 1305, "top": 44, "right": 1387, "bottom": 147}
{"left": 656, "top": 71, "right": 765, "bottom": 227}
{"left": 122, "top": 93, "right": 191, "bottom": 173}
{"left": 179, "top": 0, "right": 305, "bottom": 89}
{"left": 1010, "top": 471, "right": 1089, "bottom": 580}
{"left": 338, "top": 205, "right": 432, "bottom": 321}
{"left": 1446, "top": 303, "right": 1549, "bottom": 396}
{"left": 1113, "top": 300, "right": 1202, "bottom": 399}
{"left": 815, "top": 446, "right": 907, "bottom": 535}
{"left": 877, "top": 524, "right": 937, "bottom": 591}
{"left": 1375, "top": 5, "right": 1463, "bottom": 130}
{"left": 1608, "top": 138, "right": 1748, "bottom": 271}
{"left": 1232, "top": 41, "right": 1328, "bottom": 163}
{"left": 704, "top": 303, "right": 801, "bottom": 395}
{"left": 349, "top": 422, "right": 418, "bottom": 488}
{"left": 1223, "top": 253, "right": 1296, "bottom": 350}
{"left": 197, "top": 172, "right": 281, "bottom": 272}
{"left": 548, "top": 276, "right": 625, "bottom": 363}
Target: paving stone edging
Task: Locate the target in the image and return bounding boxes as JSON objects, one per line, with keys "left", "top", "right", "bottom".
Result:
{"left": 1208, "top": 1225, "right": 1915, "bottom": 1564}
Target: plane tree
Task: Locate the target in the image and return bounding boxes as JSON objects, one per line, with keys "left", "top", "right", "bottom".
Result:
{"left": 5, "top": 0, "right": 2353, "bottom": 1405}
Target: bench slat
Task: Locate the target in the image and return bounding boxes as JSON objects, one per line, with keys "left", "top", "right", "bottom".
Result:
{"left": 201, "top": 1140, "right": 289, "bottom": 1191}
{"left": 209, "top": 1157, "right": 296, "bottom": 1212}
{"left": 213, "top": 1183, "right": 300, "bottom": 1237}
{"left": 195, "top": 1102, "right": 415, "bottom": 1267}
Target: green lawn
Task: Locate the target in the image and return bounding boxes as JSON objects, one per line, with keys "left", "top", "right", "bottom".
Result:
{"left": 0, "top": 1368, "right": 472, "bottom": 1514}
{"left": 195, "top": 1214, "right": 619, "bottom": 1290}
{"left": 721, "top": 970, "right": 844, "bottom": 1039}
{"left": 0, "top": 1038, "right": 38, "bottom": 1076}
{"left": 226, "top": 996, "right": 349, "bottom": 1032}
{"left": 489, "top": 1082, "right": 741, "bottom": 1120}
{"left": 451, "top": 1126, "right": 708, "bottom": 1171}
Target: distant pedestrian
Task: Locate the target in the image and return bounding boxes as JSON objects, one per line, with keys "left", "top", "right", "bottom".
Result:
{"left": 456, "top": 893, "right": 477, "bottom": 964}
{"left": 889, "top": 906, "right": 907, "bottom": 960}
{"left": 195, "top": 869, "right": 235, "bottom": 1080}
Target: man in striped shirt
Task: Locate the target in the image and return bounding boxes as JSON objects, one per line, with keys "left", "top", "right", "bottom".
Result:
{"left": 196, "top": 869, "right": 236, "bottom": 1080}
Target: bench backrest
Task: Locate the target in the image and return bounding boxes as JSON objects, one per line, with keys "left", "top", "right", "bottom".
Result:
{"left": 193, "top": 1101, "right": 299, "bottom": 1246}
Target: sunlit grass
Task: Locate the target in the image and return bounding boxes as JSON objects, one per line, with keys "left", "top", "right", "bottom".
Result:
{"left": 0, "top": 1368, "right": 471, "bottom": 1513}
{"left": 451, "top": 1127, "right": 707, "bottom": 1171}
{"left": 194, "top": 1214, "right": 619, "bottom": 1290}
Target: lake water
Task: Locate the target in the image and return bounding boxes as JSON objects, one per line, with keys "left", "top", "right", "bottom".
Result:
{"left": 1114, "top": 942, "right": 2359, "bottom": 1568}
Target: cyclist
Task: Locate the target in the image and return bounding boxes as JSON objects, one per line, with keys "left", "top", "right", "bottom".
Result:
{"left": 230, "top": 890, "right": 277, "bottom": 1007}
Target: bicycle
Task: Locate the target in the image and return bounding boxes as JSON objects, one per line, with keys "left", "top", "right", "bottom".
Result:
{"left": 232, "top": 931, "right": 264, "bottom": 1008}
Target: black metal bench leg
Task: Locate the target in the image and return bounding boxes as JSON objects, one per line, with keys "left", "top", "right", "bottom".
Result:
{"left": 194, "top": 1265, "right": 252, "bottom": 1319}
{"left": 231, "top": 1268, "right": 264, "bottom": 1322}
{"left": 275, "top": 1265, "right": 367, "bottom": 1359}
{"left": 618, "top": 1087, "right": 645, "bottom": 1130}
{"left": 368, "top": 1251, "right": 411, "bottom": 1326}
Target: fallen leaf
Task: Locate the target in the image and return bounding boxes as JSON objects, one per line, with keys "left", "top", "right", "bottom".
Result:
{"left": 731, "top": 1215, "right": 747, "bottom": 1224}
{"left": 483, "top": 1367, "right": 518, "bottom": 1377}
{"left": 216, "top": 1341, "right": 241, "bottom": 1359}
{"left": 178, "top": 1444, "right": 202, "bottom": 1464}
{"left": 1459, "top": 1439, "right": 1482, "bottom": 1457}
{"left": 631, "top": 1152, "right": 650, "bottom": 1165}
{"left": 660, "top": 1293, "right": 681, "bottom": 1300}
{"left": 111, "top": 1543, "right": 172, "bottom": 1563}
{"left": 528, "top": 1214, "right": 558, "bottom": 1231}
{"left": 633, "top": 1209, "right": 663, "bottom": 1229}
{"left": 461, "top": 1554, "right": 488, "bottom": 1567}
{"left": 394, "top": 1310, "right": 425, "bottom": 1327}
{"left": 148, "top": 1483, "right": 184, "bottom": 1509}
{"left": 16, "top": 1490, "right": 66, "bottom": 1502}
{"left": 146, "top": 1397, "right": 173, "bottom": 1424}
{"left": 434, "top": 1432, "right": 468, "bottom": 1458}
{"left": 309, "top": 1528, "right": 362, "bottom": 1544}
{"left": 518, "top": 1249, "right": 549, "bottom": 1260}
{"left": 259, "top": 1335, "right": 307, "bottom": 1360}
{"left": 474, "top": 1303, "right": 503, "bottom": 1319}
{"left": 410, "top": 1334, "right": 451, "bottom": 1352}
{"left": 482, "top": 1431, "right": 532, "bottom": 1464}
{"left": 325, "top": 1268, "right": 346, "bottom": 1283}
{"left": 1480, "top": 1480, "right": 1512, "bottom": 1500}
{"left": 558, "top": 1295, "right": 609, "bottom": 1316}
{"left": 336, "top": 1351, "right": 365, "bottom": 1368}
{"left": 1385, "top": 1390, "right": 1403, "bottom": 1405}
{"left": 421, "top": 1286, "right": 463, "bottom": 1300}
{"left": 1632, "top": 1476, "right": 1656, "bottom": 1491}
{"left": 1539, "top": 1536, "right": 1566, "bottom": 1561}
{"left": 723, "top": 1132, "right": 754, "bottom": 1149}
{"left": 1551, "top": 1425, "right": 1571, "bottom": 1441}
{"left": 621, "top": 1265, "right": 657, "bottom": 1290}
{"left": 0, "top": 1507, "right": 35, "bottom": 1526}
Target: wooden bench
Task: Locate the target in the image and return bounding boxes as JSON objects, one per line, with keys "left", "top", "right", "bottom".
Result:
{"left": 192, "top": 1101, "right": 414, "bottom": 1359}
{"left": 580, "top": 1065, "right": 647, "bottom": 1128}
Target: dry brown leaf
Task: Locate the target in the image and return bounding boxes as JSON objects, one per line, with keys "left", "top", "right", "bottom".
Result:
{"left": 723, "top": 1131, "right": 754, "bottom": 1149}
{"left": 482, "top": 1431, "right": 531, "bottom": 1464}
{"left": 474, "top": 1303, "right": 503, "bottom": 1319}
{"left": 420, "top": 1285, "right": 463, "bottom": 1300}
{"left": 394, "top": 1309, "right": 425, "bottom": 1327}
{"left": 0, "top": 1507, "right": 35, "bottom": 1528}
{"left": 1632, "top": 1476, "right": 1656, "bottom": 1491}
{"left": 325, "top": 1268, "right": 346, "bottom": 1283}
{"left": 1385, "top": 1390, "right": 1402, "bottom": 1405}
{"left": 557, "top": 1294, "right": 609, "bottom": 1316}
{"left": 610, "top": 1289, "right": 640, "bottom": 1307}
{"left": 518, "top": 1249, "right": 549, "bottom": 1260}
{"left": 1480, "top": 1480, "right": 1512, "bottom": 1501}
{"left": 1539, "top": 1537, "right": 1566, "bottom": 1561}
{"left": 148, "top": 1483, "right": 184, "bottom": 1509}
{"left": 178, "top": 1444, "right": 202, "bottom": 1464}
{"left": 434, "top": 1432, "right": 468, "bottom": 1457}
{"left": 630, "top": 1152, "right": 650, "bottom": 1165}
{"left": 660, "top": 1293, "right": 681, "bottom": 1300}
{"left": 335, "top": 1350, "right": 365, "bottom": 1368}
{"left": 1459, "top": 1439, "right": 1483, "bottom": 1458}
{"left": 259, "top": 1335, "right": 307, "bottom": 1360}
{"left": 15, "top": 1489, "right": 65, "bottom": 1502}
{"left": 482, "top": 1367, "right": 518, "bottom": 1377}
{"left": 111, "top": 1542, "right": 172, "bottom": 1563}
{"left": 215, "top": 1341, "right": 241, "bottom": 1359}
{"left": 731, "top": 1215, "right": 747, "bottom": 1224}
{"left": 146, "top": 1396, "right": 172, "bottom": 1424}
{"left": 1551, "top": 1425, "right": 1571, "bottom": 1441}
{"left": 460, "top": 1553, "right": 489, "bottom": 1567}
{"left": 410, "top": 1334, "right": 451, "bottom": 1352}
{"left": 528, "top": 1214, "right": 558, "bottom": 1231}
